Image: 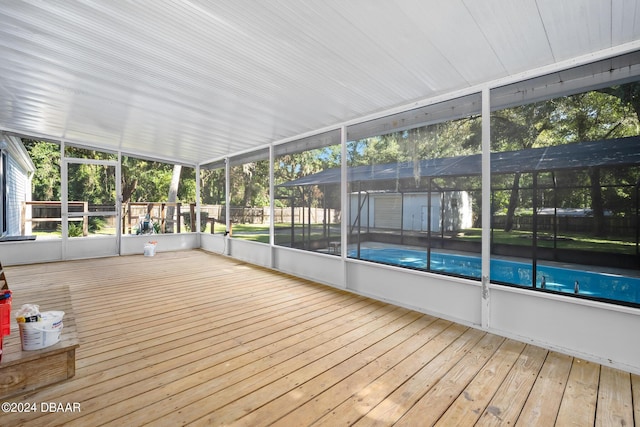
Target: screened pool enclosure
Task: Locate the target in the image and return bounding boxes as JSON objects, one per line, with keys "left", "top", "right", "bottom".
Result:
{"left": 265, "top": 53, "right": 640, "bottom": 309}
{"left": 278, "top": 135, "right": 640, "bottom": 305}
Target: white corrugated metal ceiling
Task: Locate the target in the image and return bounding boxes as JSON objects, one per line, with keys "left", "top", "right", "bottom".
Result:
{"left": 1, "top": 0, "right": 639, "bottom": 165}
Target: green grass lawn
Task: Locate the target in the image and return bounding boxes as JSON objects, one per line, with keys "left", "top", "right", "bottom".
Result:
{"left": 215, "top": 223, "right": 334, "bottom": 244}
{"left": 226, "top": 224, "right": 636, "bottom": 254}
{"left": 33, "top": 223, "right": 637, "bottom": 255}
{"left": 457, "top": 228, "right": 636, "bottom": 255}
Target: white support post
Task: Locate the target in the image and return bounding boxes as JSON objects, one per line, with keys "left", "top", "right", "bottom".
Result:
{"left": 195, "top": 164, "right": 201, "bottom": 233}
{"left": 60, "top": 141, "right": 68, "bottom": 260}
{"left": 225, "top": 157, "right": 231, "bottom": 255}
{"left": 116, "top": 151, "right": 122, "bottom": 255}
{"left": 340, "top": 125, "right": 348, "bottom": 289}
{"left": 269, "top": 144, "right": 275, "bottom": 267}
{"left": 481, "top": 87, "right": 491, "bottom": 329}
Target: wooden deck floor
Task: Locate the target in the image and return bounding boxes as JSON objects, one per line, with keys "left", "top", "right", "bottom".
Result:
{"left": 1, "top": 250, "right": 638, "bottom": 426}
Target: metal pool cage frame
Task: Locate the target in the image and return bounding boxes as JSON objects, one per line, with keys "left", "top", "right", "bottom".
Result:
{"left": 279, "top": 136, "right": 640, "bottom": 279}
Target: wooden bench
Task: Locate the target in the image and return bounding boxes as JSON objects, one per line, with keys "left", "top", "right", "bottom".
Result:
{"left": 0, "top": 279, "right": 79, "bottom": 399}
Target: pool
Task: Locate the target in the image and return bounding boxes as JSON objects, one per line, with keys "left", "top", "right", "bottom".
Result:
{"left": 349, "top": 247, "right": 640, "bottom": 305}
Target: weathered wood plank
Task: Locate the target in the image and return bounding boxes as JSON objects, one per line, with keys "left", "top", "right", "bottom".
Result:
{"left": 118, "top": 304, "right": 408, "bottom": 427}
{"left": 0, "top": 250, "right": 634, "bottom": 426}
{"left": 596, "top": 366, "right": 634, "bottom": 427}
{"left": 16, "top": 287, "right": 359, "bottom": 406}
{"left": 74, "top": 279, "right": 335, "bottom": 369}
{"left": 515, "top": 351, "right": 573, "bottom": 427}
{"left": 394, "top": 333, "right": 505, "bottom": 427}
{"left": 555, "top": 358, "right": 599, "bottom": 426}
{"left": 195, "top": 310, "right": 426, "bottom": 426}
{"left": 316, "top": 326, "right": 483, "bottom": 426}
{"left": 0, "top": 351, "right": 72, "bottom": 398}
{"left": 230, "top": 314, "right": 440, "bottom": 427}
{"left": 434, "top": 339, "right": 526, "bottom": 426}
{"left": 475, "top": 344, "right": 548, "bottom": 426}
{"left": 59, "top": 301, "right": 394, "bottom": 426}
{"left": 270, "top": 318, "right": 455, "bottom": 427}
{"left": 632, "top": 373, "right": 640, "bottom": 427}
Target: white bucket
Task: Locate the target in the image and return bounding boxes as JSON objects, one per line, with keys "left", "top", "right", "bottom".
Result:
{"left": 144, "top": 243, "right": 157, "bottom": 257}
{"left": 18, "top": 311, "right": 64, "bottom": 351}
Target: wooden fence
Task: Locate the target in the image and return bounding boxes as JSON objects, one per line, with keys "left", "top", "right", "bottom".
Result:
{"left": 22, "top": 202, "right": 340, "bottom": 236}
{"left": 200, "top": 205, "right": 339, "bottom": 225}
{"left": 22, "top": 201, "right": 89, "bottom": 235}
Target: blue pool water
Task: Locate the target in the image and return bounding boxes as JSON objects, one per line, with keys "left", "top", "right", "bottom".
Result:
{"left": 349, "top": 247, "right": 640, "bottom": 305}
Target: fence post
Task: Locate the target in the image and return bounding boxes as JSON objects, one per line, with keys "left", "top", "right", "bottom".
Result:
{"left": 160, "top": 203, "right": 166, "bottom": 233}
{"left": 176, "top": 203, "right": 181, "bottom": 233}
{"left": 190, "top": 203, "right": 196, "bottom": 232}
{"left": 127, "top": 203, "right": 132, "bottom": 234}
{"left": 83, "top": 201, "right": 88, "bottom": 236}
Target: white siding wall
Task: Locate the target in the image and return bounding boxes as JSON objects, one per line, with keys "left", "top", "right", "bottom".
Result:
{"left": 403, "top": 193, "right": 440, "bottom": 231}
{"left": 6, "top": 154, "right": 29, "bottom": 236}
{"left": 373, "top": 194, "right": 402, "bottom": 228}
{"left": 349, "top": 192, "right": 473, "bottom": 232}
{"left": 349, "top": 192, "right": 372, "bottom": 229}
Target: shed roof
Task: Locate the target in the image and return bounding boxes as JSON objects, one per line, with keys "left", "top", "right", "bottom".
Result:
{"left": 279, "top": 136, "right": 640, "bottom": 187}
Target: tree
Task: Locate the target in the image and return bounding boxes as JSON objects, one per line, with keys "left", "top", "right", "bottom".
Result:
{"left": 22, "top": 141, "right": 197, "bottom": 233}
{"left": 492, "top": 86, "right": 640, "bottom": 236}
{"left": 23, "top": 140, "right": 61, "bottom": 201}
{"left": 491, "top": 102, "right": 555, "bottom": 231}
{"left": 200, "top": 168, "right": 225, "bottom": 205}
{"left": 599, "top": 82, "right": 640, "bottom": 124}
{"left": 546, "top": 90, "right": 638, "bottom": 236}
{"left": 166, "top": 164, "right": 181, "bottom": 232}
